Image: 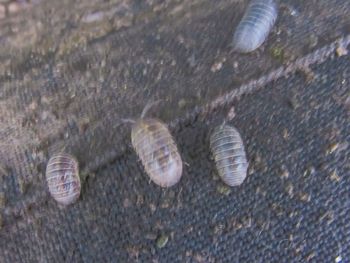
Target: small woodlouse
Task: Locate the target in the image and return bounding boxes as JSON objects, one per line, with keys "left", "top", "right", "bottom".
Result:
{"left": 130, "top": 102, "right": 183, "bottom": 188}
{"left": 232, "top": 0, "right": 278, "bottom": 53}
{"left": 210, "top": 124, "right": 248, "bottom": 186}
{"left": 46, "top": 153, "right": 81, "bottom": 205}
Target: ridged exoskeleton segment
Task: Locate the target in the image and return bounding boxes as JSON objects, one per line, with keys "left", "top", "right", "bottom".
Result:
{"left": 232, "top": 0, "right": 278, "bottom": 53}
{"left": 131, "top": 118, "right": 183, "bottom": 188}
{"left": 46, "top": 153, "right": 81, "bottom": 205}
{"left": 210, "top": 125, "right": 248, "bottom": 186}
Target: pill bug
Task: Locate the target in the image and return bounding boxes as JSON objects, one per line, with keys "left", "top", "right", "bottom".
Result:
{"left": 46, "top": 153, "right": 81, "bottom": 205}
{"left": 232, "top": 0, "right": 278, "bottom": 53}
{"left": 128, "top": 101, "right": 183, "bottom": 188}
{"left": 210, "top": 124, "right": 248, "bottom": 186}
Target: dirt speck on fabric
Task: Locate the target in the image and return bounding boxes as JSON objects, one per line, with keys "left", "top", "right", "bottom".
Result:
{"left": 280, "top": 165, "right": 290, "bottom": 179}
{"left": 216, "top": 184, "right": 231, "bottom": 195}
{"left": 336, "top": 46, "right": 348, "bottom": 57}
{"left": 326, "top": 142, "right": 339, "bottom": 155}
{"left": 298, "top": 192, "right": 311, "bottom": 202}
{"left": 330, "top": 170, "right": 341, "bottom": 182}
{"left": 0, "top": 192, "right": 5, "bottom": 208}
{"left": 156, "top": 234, "right": 169, "bottom": 249}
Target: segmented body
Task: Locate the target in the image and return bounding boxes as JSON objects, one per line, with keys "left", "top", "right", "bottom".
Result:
{"left": 210, "top": 125, "right": 248, "bottom": 186}
{"left": 232, "top": 0, "right": 278, "bottom": 53}
{"left": 131, "top": 118, "right": 183, "bottom": 188}
{"left": 46, "top": 153, "right": 81, "bottom": 205}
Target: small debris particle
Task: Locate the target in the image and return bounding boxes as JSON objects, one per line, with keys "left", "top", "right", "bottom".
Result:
{"left": 18, "top": 178, "right": 26, "bottom": 195}
{"left": 136, "top": 195, "right": 144, "bottom": 206}
{"left": 336, "top": 46, "right": 348, "bottom": 57}
{"left": 156, "top": 234, "right": 169, "bottom": 248}
{"left": 187, "top": 54, "right": 196, "bottom": 68}
{"left": 335, "top": 255, "right": 342, "bottom": 263}
{"left": 9, "top": 2, "right": 27, "bottom": 14}
{"left": 213, "top": 224, "right": 224, "bottom": 235}
{"left": 231, "top": 218, "right": 243, "bottom": 229}
{"left": 0, "top": 164, "right": 8, "bottom": 176}
{"left": 211, "top": 57, "right": 226, "bottom": 72}
{"left": 272, "top": 203, "right": 284, "bottom": 216}
{"left": 254, "top": 153, "right": 262, "bottom": 163}
{"left": 326, "top": 143, "right": 339, "bottom": 155}
{"left": 289, "top": 211, "right": 298, "bottom": 218}
{"left": 270, "top": 46, "right": 284, "bottom": 60}
{"left": 227, "top": 106, "right": 236, "bottom": 120}
{"left": 126, "top": 245, "right": 140, "bottom": 259}
{"left": 256, "top": 186, "right": 267, "bottom": 197}
{"left": 194, "top": 254, "right": 204, "bottom": 262}
{"left": 242, "top": 216, "right": 252, "bottom": 228}
{"left": 248, "top": 166, "right": 255, "bottom": 176}
{"left": 28, "top": 101, "right": 38, "bottom": 111}
{"left": 145, "top": 233, "right": 157, "bottom": 240}
{"left": 283, "top": 129, "right": 289, "bottom": 139}
{"left": 78, "top": 118, "right": 90, "bottom": 134}
{"left": 149, "top": 203, "right": 156, "bottom": 213}
{"left": 160, "top": 199, "right": 170, "bottom": 209}
{"left": 216, "top": 185, "right": 231, "bottom": 196}
{"left": 178, "top": 99, "right": 187, "bottom": 109}
{"left": 211, "top": 62, "right": 223, "bottom": 72}
{"left": 299, "top": 192, "right": 311, "bottom": 202}
{"left": 280, "top": 165, "right": 289, "bottom": 179}
{"left": 298, "top": 65, "right": 315, "bottom": 83}
{"left": 81, "top": 11, "right": 105, "bottom": 23}
{"left": 330, "top": 170, "right": 341, "bottom": 182}
{"left": 186, "top": 226, "right": 193, "bottom": 234}
{"left": 0, "top": 192, "right": 5, "bottom": 208}
{"left": 289, "top": 234, "right": 294, "bottom": 242}
{"left": 308, "top": 34, "right": 319, "bottom": 48}
{"left": 123, "top": 198, "right": 132, "bottom": 208}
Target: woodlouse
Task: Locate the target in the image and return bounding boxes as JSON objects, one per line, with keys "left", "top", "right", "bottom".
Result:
{"left": 210, "top": 124, "right": 248, "bottom": 186}
{"left": 128, "top": 102, "right": 183, "bottom": 188}
{"left": 46, "top": 153, "right": 81, "bottom": 205}
{"left": 232, "top": 0, "right": 278, "bottom": 53}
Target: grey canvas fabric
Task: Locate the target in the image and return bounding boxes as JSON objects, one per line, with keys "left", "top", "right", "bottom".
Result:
{"left": 0, "top": 0, "right": 349, "bottom": 262}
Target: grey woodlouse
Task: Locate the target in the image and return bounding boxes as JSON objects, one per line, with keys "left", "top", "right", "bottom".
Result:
{"left": 46, "top": 153, "right": 81, "bottom": 205}
{"left": 232, "top": 0, "right": 278, "bottom": 53}
{"left": 210, "top": 124, "right": 248, "bottom": 186}
{"left": 128, "top": 102, "right": 183, "bottom": 188}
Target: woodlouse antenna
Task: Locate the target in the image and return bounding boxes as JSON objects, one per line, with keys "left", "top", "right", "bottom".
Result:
{"left": 140, "top": 99, "right": 162, "bottom": 119}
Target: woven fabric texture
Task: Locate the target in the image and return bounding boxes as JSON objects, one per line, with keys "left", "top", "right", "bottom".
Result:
{"left": 0, "top": 0, "right": 349, "bottom": 262}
